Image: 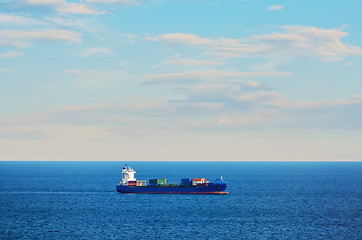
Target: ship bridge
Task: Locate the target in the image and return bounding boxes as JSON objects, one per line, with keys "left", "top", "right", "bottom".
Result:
{"left": 121, "top": 164, "right": 136, "bottom": 185}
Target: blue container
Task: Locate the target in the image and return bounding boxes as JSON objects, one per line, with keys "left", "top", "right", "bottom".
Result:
{"left": 149, "top": 179, "right": 157, "bottom": 184}
{"left": 181, "top": 178, "right": 191, "bottom": 186}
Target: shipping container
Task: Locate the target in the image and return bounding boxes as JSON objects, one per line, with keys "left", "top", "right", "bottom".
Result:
{"left": 157, "top": 178, "right": 167, "bottom": 185}
{"left": 149, "top": 179, "right": 157, "bottom": 184}
{"left": 192, "top": 178, "right": 206, "bottom": 186}
{"left": 181, "top": 178, "right": 192, "bottom": 186}
{"left": 136, "top": 180, "right": 146, "bottom": 186}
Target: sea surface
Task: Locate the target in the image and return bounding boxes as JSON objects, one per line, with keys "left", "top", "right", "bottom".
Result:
{"left": 0, "top": 161, "right": 361, "bottom": 239}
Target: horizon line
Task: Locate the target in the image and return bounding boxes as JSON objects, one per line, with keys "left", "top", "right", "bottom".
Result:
{"left": 0, "top": 160, "right": 361, "bottom": 162}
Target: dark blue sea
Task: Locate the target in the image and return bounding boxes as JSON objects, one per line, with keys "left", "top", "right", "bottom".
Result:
{"left": 0, "top": 161, "right": 361, "bottom": 239}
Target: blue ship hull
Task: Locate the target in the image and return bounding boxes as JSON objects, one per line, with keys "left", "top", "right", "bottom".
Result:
{"left": 116, "top": 183, "right": 228, "bottom": 195}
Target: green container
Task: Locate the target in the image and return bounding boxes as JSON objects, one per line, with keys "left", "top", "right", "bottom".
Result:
{"left": 157, "top": 178, "right": 167, "bottom": 185}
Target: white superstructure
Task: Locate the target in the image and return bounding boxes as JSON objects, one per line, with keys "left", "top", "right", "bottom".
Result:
{"left": 121, "top": 164, "right": 136, "bottom": 185}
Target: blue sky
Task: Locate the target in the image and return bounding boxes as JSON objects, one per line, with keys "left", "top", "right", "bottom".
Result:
{"left": 0, "top": 0, "right": 361, "bottom": 161}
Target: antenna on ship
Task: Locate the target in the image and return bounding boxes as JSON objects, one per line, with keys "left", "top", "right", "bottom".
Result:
{"left": 220, "top": 176, "right": 223, "bottom": 180}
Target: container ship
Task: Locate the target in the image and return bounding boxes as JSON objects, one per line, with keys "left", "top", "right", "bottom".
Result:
{"left": 116, "top": 165, "right": 229, "bottom": 195}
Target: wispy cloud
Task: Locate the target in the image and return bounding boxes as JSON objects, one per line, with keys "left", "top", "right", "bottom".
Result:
{"left": 268, "top": 5, "right": 283, "bottom": 10}
{"left": 2, "top": 93, "right": 360, "bottom": 132}
{"left": 0, "top": 13, "right": 44, "bottom": 25}
{"left": 245, "top": 26, "right": 362, "bottom": 60}
{"left": 44, "top": 16, "right": 100, "bottom": 35}
{"left": 22, "top": 0, "right": 105, "bottom": 14}
{"left": 81, "top": 47, "right": 113, "bottom": 57}
{"left": 65, "top": 69, "right": 125, "bottom": 85}
{"left": 154, "top": 55, "right": 222, "bottom": 68}
{"left": 147, "top": 26, "right": 362, "bottom": 61}
{"left": 143, "top": 70, "right": 290, "bottom": 84}
{"left": 0, "top": 68, "right": 11, "bottom": 73}
{"left": 121, "top": 33, "right": 140, "bottom": 44}
{"left": 87, "top": 0, "right": 140, "bottom": 5}
{"left": 57, "top": 2, "right": 105, "bottom": 14}
{"left": 0, "top": 51, "right": 24, "bottom": 58}
{"left": 66, "top": 69, "right": 112, "bottom": 78}
{"left": 0, "top": 29, "right": 82, "bottom": 48}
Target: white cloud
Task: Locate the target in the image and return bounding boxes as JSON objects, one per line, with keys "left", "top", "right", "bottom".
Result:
{"left": 218, "top": 116, "right": 260, "bottom": 126}
{"left": 0, "top": 51, "right": 24, "bottom": 58}
{"left": 246, "top": 81, "right": 261, "bottom": 88}
{"left": 268, "top": 5, "right": 283, "bottom": 10}
{"left": 155, "top": 56, "right": 222, "bottom": 67}
{"left": 143, "top": 70, "right": 290, "bottom": 84}
{"left": 23, "top": 0, "right": 63, "bottom": 4}
{"left": 148, "top": 26, "right": 362, "bottom": 61}
{"left": 0, "top": 29, "right": 82, "bottom": 48}
{"left": 23, "top": 0, "right": 104, "bottom": 14}
{"left": 57, "top": 3, "right": 105, "bottom": 14}
{"left": 147, "top": 33, "right": 220, "bottom": 46}
{"left": 246, "top": 26, "right": 362, "bottom": 60}
{"left": 87, "top": 0, "right": 140, "bottom": 5}
{"left": 218, "top": 117, "right": 232, "bottom": 125}
{"left": 131, "top": 101, "right": 171, "bottom": 111}
{"left": 191, "top": 102, "right": 223, "bottom": 109}
{"left": 81, "top": 47, "right": 113, "bottom": 57}
{"left": 0, "top": 13, "right": 43, "bottom": 25}
{"left": 121, "top": 33, "right": 140, "bottom": 44}
{"left": 65, "top": 69, "right": 125, "bottom": 85}
{"left": 66, "top": 69, "right": 112, "bottom": 78}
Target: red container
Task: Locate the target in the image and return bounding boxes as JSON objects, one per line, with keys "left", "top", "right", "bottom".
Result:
{"left": 128, "top": 181, "right": 137, "bottom": 186}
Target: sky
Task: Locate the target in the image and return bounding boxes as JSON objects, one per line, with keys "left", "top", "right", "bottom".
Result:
{"left": 0, "top": 0, "right": 361, "bottom": 161}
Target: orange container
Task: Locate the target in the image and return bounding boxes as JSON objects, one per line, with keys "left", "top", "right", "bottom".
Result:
{"left": 192, "top": 178, "right": 206, "bottom": 182}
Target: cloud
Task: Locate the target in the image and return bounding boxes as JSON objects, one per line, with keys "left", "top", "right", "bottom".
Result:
{"left": 1, "top": 92, "right": 361, "bottom": 136}
{"left": 66, "top": 69, "right": 112, "bottom": 78}
{"left": 154, "top": 56, "right": 222, "bottom": 67}
{"left": 65, "top": 69, "right": 124, "bottom": 85}
{"left": 143, "top": 70, "right": 290, "bottom": 84}
{"left": 23, "top": 0, "right": 63, "bottom": 4}
{"left": 268, "top": 5, "right": 283, "bottom": 10}
{"left": 218, "top": 116, "right": 260, "bottom": 126}
{"left": 0, "top": 68, "right": 11, "bottom": 73}
{"left": 246, "top": 81, "right": 261, "bottom": 88}
{"left": 0, "top": 13, "right": 43, "bottom": 25}
{"left": 57, "top": 3, "right": 105, "bottom": 14}
{"left": 0, "top": 29, "right": 82, "bottom": 48}
{"left": 130, "top": 100, "right": 171, "bottom": 111}
{"left": 22, "top": 0, "right": 104, "bottom": 14}
{"left": 87, "top": 0, "right": 140, "bottom": 5}
{"left": 81, "top": 47, "right": 113, "bottom": 57}
{"left": 147, "top": 33, "right": 220, "bottom": 46}
{"left": 44, "top": 17, "right": 100, "bottom": 34}
{"left": 0, "top": 51, "right": 24, "bottom": 58}
{"left": 218, "top": 117, "right": 232, "bottom": 125}
{"left": 245, "top": 26, "right": 362, "bottom": 60}
{"left": 121, "top": 33, "right": 140, "bottom": 44}
{"left": 147, "top": 26, "right": 362, "bottom": 61}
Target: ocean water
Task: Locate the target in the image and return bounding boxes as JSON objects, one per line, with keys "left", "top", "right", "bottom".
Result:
{"left": 0, "top": 161, "right": 361, "bottom": 240}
